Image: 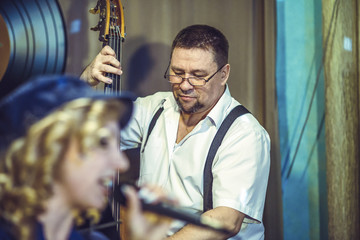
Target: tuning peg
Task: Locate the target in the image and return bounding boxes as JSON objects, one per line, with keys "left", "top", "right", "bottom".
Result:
{"left": 89, "top": 0, "right": 100, "bottom": 14}
{"left": 89, "top": 8, "right": 100, "bottom": 14}
{"left": 90, "top": 23, "right": 100, "bottom": 31}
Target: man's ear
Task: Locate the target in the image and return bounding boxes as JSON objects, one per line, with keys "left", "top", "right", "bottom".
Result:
{"left": 221, "top": 64, "right": 230, "bottom": 85}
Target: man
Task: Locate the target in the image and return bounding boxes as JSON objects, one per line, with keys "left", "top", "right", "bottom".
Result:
{"left": 82, "top": 25, "right": 270, "bottom": 239}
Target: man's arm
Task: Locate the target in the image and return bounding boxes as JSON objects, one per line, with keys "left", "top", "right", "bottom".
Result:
{"left": 166, "top": 206, "right": 245, "bottom": 240}
{"left": 80, "top": 45, "right": 122, "bottom": 86}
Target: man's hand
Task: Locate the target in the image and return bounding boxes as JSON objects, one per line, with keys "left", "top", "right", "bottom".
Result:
{"left": 80, "top": 45, "right": 122, "bottom": 86}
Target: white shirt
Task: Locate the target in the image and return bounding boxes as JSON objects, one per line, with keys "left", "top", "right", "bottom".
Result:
{"left": 121, "top": 87, "right": 270, "bottom": 239}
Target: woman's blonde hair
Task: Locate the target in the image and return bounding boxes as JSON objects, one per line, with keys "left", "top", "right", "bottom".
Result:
{"left": 0, "top": 98, "right": 127, "bottom": 239}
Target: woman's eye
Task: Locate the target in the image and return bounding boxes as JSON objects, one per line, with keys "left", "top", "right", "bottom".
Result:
{"left": 99, "top": 137, "right": 109, "bottom": 147}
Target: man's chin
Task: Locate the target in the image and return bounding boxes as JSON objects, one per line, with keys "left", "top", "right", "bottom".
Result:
{"left": 176, "top": 99, "right": 203, "bottom": 114}
{"left": 181, "top": 107, "right": 196, "bottom": 114}
{"left": 175, "top": 97, "right": 200, "bottom": 114}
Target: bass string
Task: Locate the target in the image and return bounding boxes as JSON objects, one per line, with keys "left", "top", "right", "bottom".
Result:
{"left": 115, "top": 25, "right": 122, "bottom": 94}
{"left": 104, "top": 2, "right": 126, "bottom": 231}
{"left": 110, "top": 15, "right": 124, "bottom": 229}
{"left": 107, "top": 25, "right": 122, "bottom": 94}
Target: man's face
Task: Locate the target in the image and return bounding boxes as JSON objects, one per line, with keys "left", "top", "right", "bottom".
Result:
{"left": 170, "top": 47, "right": 228, "bottom": 115}
{"left": 60, "top": 121, "right": 129, "bottom": 210}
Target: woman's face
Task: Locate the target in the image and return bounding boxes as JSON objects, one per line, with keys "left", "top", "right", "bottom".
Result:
{"left": 60, "top": 120, "right": 129, "bottom": 210}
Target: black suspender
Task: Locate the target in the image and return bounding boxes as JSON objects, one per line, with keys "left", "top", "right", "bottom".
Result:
{"left": 141, "top": 104, "right": 165, "bottom": 153}
{"left": 202, "top": 105, "right": 250, "bottom": 212}
{"left": 143, "top": 103, "right": 250, "bottom": 212}
{"left": 121, "top": 100, "right": 165, "bottom": 183}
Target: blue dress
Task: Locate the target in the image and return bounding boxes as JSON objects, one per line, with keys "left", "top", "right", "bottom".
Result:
{"left": 0, "top": 220, "right": 85, "bottom": 240}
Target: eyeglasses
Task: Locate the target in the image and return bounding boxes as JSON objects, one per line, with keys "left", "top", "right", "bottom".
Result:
{"left": 163, "top": 63, "right": 226, "bottom": 86}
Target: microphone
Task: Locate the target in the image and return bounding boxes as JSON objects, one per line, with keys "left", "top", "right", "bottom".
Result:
{"left": 113, "top": 183, "right": 232, "bottom": 235}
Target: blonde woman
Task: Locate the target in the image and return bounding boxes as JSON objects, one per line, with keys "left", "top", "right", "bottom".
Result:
{"left": 0, "top": 75, "right": 172, "bottom": 240}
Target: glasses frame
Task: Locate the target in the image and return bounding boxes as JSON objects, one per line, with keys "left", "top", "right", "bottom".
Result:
{"left": 163, "top": 63, "right": 226, "bottom": 86}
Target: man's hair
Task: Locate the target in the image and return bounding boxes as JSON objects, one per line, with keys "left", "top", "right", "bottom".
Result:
{"left": 171, "top": 24, "right": 229, "bottom": 67}
{"left": 0, "top": 99, "right": 126, "bottom": 240}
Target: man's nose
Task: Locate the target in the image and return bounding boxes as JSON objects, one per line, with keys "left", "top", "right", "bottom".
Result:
{"left": 179, "top": 76, "right": 194, "bottom": 91}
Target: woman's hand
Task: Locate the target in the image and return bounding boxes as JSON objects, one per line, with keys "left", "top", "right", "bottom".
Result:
{"left": 122, "top": 185, "right": 176, "bottom": 240}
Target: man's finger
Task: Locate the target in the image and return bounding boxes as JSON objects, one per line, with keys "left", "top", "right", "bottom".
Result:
{"left": 99, "top": 64, "right": 122, "bottom": 76}
{"left": 101, "top": 45, "right": 116, "bottom": 56}
{"left": 93, "top": 74, "right": 112, "bottom": 84}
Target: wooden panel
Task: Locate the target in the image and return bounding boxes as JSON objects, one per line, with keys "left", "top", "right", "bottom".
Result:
{"left": 322, "top": 0, "right": 360, "bottom": 239}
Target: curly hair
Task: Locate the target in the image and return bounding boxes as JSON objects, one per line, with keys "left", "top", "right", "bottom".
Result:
{"left": 0, "top": 98, "right": 127, "bottom": 239}
{"left": 170, "top": 24, "right": 229, "bottom": 67}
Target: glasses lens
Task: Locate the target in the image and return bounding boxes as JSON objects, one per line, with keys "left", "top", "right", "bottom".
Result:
{"left": 188, "top": 77, "right": 205, "bottom": 86}
{"left": 168, "top": 75, "right": 182, "bottom": 83}
{"left": 166, "top": 75, "right": 205, "bottom": 86}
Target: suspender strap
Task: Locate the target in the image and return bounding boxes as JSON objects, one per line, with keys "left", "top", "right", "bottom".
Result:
{"left": 141, "top": 101, "right": 165, "bottom": 153}
{"left": 203, "top": 105, "right": 250, "bottom": 212}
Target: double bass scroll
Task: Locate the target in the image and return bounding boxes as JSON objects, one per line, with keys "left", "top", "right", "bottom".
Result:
{"left": 90, "top": 0, "right": 125, "bottom": 94}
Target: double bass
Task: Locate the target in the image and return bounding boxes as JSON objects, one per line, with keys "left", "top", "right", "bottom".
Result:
{"left": 89, "top": 1, "right": 131, "bottom": 239}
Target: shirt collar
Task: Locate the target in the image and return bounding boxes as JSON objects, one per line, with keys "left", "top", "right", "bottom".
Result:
{"left": 206, "top": 84, "right": 233, "bottom": 128}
